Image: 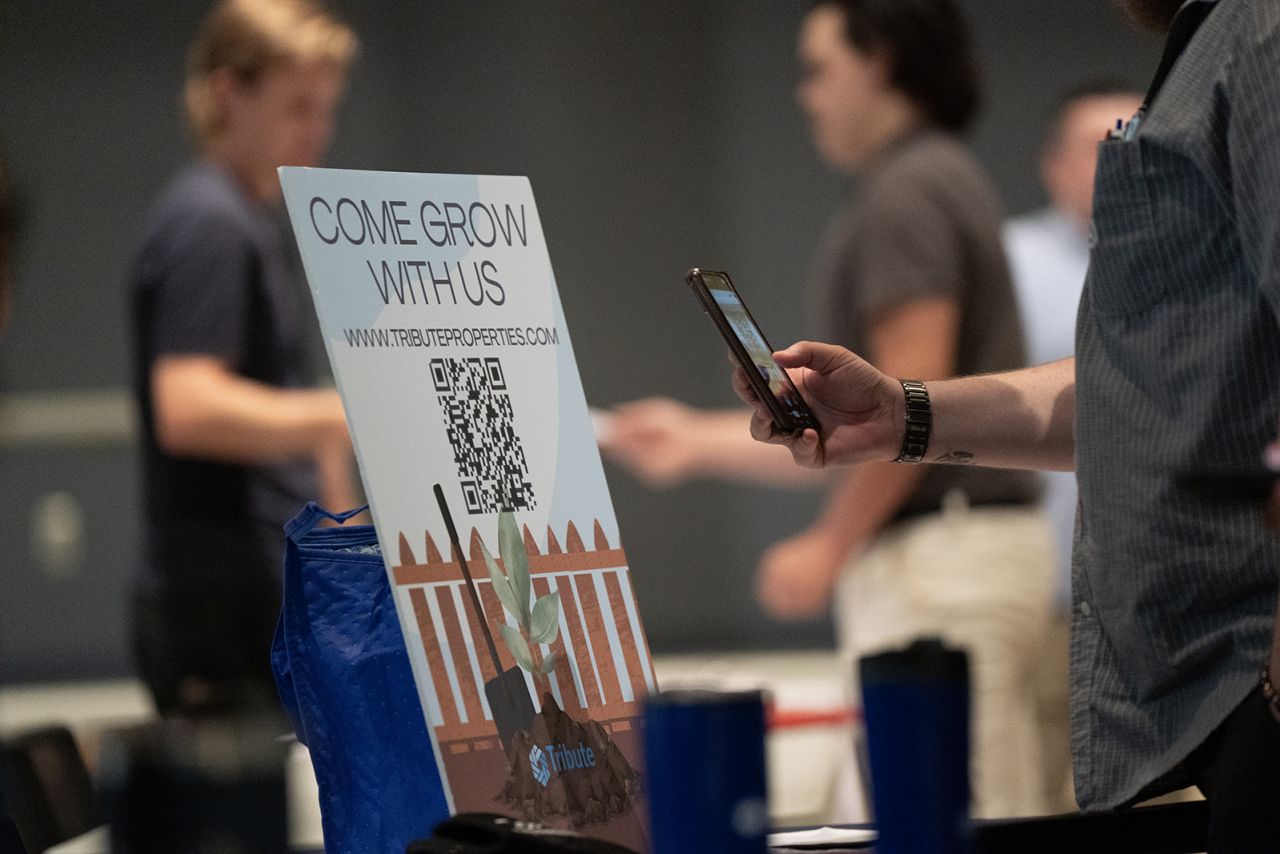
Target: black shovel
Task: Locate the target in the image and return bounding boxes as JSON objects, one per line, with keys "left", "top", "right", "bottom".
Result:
{"left": 433, "top": 484, "right": 536, "bottom": 750}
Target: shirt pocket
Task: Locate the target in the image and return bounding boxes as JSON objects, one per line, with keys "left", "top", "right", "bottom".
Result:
{"left": 1084, "top": 139, "right": 1169, "bottom": 318}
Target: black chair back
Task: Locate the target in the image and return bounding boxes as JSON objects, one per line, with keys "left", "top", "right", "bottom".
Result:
{"left": 0, "top": 725, "right": 100, "bottom": 853}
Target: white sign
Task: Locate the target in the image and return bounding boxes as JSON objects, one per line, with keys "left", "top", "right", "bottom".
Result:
{"left": 281, "top": 169, "right": 653, "bottom": 849}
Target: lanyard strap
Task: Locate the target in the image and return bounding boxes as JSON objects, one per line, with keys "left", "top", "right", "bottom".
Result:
{"left": 1142, "top": 0, "right": 1218, "bottom": 113}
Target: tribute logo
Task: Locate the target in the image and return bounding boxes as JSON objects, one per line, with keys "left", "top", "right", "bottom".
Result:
{"left": 528, "top": 742, "right": 597, "bottom": 788}
{"left": 530, "top": 746, "right": 551, "bottom": 787}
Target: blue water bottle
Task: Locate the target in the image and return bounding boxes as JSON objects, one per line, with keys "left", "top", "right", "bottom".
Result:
{"left": 643, "top": 688, "right": 769, "bottom": 854}
{"left": 859, "top": 637, "right": 970, "bottom": 854}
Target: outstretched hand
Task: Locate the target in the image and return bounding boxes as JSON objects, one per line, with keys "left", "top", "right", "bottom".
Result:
{"left": 597, "top": 397, "right": 702, "bottom": 487}
{"left": 755, "top": 528, "right": 846, "bottom": 620}
{"left": 730, "top": 341, "right": 903, "bottom": 468}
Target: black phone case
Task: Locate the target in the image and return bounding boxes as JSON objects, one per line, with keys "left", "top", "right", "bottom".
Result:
{"left": 685, "top": 267, "right": 818, "bottom": 435}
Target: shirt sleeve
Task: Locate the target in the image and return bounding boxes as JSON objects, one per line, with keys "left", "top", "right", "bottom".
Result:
{"left": 851, "top": 171, "right": 965, "bottom": 320}
{"left": 148, "top": 210, "right": 256, "bottom": 364}
{"left": 1228, "top": 6, "right": 1280, "bottom": 321}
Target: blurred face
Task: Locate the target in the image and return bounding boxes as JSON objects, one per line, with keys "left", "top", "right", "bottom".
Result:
{"left": 1121, "top": 0, "right": 1183, "bottom": 31}
{"left": 795, "top": 6, "right": 891, "bottom": 172}
{"left": 1041, "top": 93, "right": 1144, "bottom": 229}
{"left": 220, "top": 59, "right": 346, "bottom": 199}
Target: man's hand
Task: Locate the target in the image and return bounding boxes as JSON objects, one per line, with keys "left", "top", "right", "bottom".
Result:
{"left": 731, "top": 341, "right": 903, "bottom": 468}
{"left": 755, "top": 528, "right": 849, "bottom": 620}
{"left": 598, "top": 397, "right": 704, "bottom": 487}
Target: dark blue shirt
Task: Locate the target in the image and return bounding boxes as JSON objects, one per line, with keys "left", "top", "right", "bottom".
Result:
{"left": 131, "top": 162, "right": 318, "bottom": 584}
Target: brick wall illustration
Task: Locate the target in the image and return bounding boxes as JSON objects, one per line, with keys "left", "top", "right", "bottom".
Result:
{"left": 393, "top": 519, "right": 656, "bottom": 751}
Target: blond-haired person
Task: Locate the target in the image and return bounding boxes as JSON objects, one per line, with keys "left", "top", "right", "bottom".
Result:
{"left": 129, "top": 0, "right": 357, "bottom": 717}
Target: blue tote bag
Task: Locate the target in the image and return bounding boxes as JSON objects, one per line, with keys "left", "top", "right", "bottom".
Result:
{"left": 272, "top": 502, "right": 450, "bottom": 853}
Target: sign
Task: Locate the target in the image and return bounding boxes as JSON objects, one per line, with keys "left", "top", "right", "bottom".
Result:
{"left": 280, "top": 169, "right": 654, "bottom": 850}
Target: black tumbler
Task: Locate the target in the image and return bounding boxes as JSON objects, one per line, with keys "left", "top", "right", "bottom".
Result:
{"left": 859, "top": 637, "right": 970, "bottom": 854}
{"left": 99, "top": 717, "right": 288, "bottom": 854}
{"left": 643, "top": 688, "right": 769, "bottom": 854}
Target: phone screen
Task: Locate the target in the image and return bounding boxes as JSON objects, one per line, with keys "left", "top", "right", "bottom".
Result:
{"left": 699, "top": 272, "right": 813, "bottom": 429}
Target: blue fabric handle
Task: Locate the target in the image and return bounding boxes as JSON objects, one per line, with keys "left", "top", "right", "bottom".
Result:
{"left": 283, "top": 501, "right": 370, "bottom": 541}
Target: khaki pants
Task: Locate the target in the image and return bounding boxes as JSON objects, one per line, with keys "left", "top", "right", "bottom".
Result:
{"left": 1034, "top": 608, "right": 1078, "bottom": 814}
{"left": 836, "top": 499, "right": 1058, "bottom": 818}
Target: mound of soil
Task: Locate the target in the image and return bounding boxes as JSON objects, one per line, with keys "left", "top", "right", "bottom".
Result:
{"left": 499, "top": 694, "right": 640, "bottom": 827}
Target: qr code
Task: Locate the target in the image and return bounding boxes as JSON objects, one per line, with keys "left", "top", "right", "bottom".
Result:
{"left": 431, "top": 356, "right": 536, "bottom": 514}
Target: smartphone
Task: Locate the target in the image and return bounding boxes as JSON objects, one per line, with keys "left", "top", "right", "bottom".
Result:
{"left": 685, "top": 267, "right": 819, "bottom": 435}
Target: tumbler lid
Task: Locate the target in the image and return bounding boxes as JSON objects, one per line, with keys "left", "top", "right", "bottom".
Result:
{"left": 643, "top": 688, "right": 765, "bottom": 708}
{"left": 858, "top": 636, "right": 968, "bottom": 684}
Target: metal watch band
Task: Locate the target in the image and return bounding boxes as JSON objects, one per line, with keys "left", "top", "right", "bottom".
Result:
{"left": 894, "top": 379, "right": 931, "bottom": 464}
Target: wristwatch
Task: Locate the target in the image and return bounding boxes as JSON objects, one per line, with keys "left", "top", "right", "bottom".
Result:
{"left": 894, "top": 379, "right": 931, "bottom": 464}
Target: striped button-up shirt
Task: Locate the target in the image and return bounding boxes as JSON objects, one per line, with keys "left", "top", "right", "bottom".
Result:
{"left": 1073, "top": 0, "right": 1280, "bottom": 809}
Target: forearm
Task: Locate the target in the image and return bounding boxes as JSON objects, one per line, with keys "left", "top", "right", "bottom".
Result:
{"left": 809, "top": 461, "right": 928, "bottom": 554}
{"left": 153, "top": 357, "right": 349, "bottom": 464}
{"left": 604, "top": 401, "right": 827, "bottom": 488}
{"left": 166, "top": 384, "right": 347, "bottom": 463}
{"left": 690, "top": 410, "right": 828, "bottom": 487}
{"left": 923, "top": 357, "right": 1076, "bottom": 471}
{"left": 315, "top": 438, "right": 363, "bottom": 517}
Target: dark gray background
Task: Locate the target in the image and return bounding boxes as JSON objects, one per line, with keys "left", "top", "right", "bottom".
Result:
{"left": 0, "top": 1, "right": 1161, "bottom": 682}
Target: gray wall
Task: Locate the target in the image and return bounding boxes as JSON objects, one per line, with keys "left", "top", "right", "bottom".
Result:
{"left": 0, "top": 1, "right": 1162, "bottom": 682}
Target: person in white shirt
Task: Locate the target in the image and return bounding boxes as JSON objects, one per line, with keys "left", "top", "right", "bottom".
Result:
{"left": 1003, "top": 81, "right": 1142, "bottom": 812}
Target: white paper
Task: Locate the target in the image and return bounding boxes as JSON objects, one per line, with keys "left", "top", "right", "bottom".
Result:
{"left": 768, "top": 825, "right": 877, "bottom": 847}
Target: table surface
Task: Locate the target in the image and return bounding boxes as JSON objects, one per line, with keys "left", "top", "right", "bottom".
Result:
{"left": 47, "top": 829, "right": 327, "bottom": 854}
{"left": 43, "top": 803, "right": 1216, "bottom": 854}
{"left": 47, "top": 825, "right": 875, "bottom": 854}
